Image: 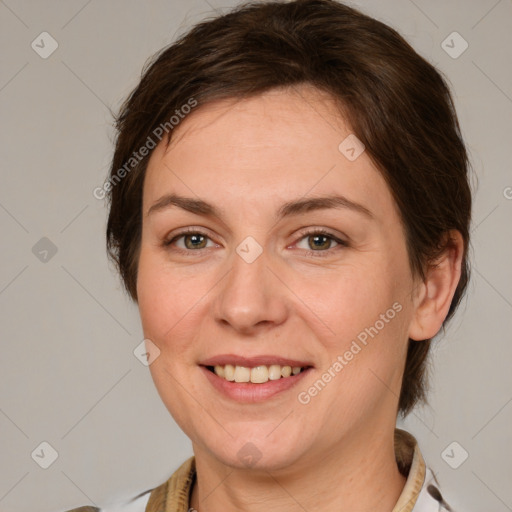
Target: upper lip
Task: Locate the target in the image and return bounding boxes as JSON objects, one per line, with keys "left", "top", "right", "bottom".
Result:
{"left": 199, "top": 354, "right": 313, "bottom": 368}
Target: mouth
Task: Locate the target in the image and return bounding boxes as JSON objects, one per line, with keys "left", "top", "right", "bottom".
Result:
{"left": 204, "top": 364, "right": 310, "bottom": 384}
{"left": 198, "top": 355, "right": 314, "bottom": 402}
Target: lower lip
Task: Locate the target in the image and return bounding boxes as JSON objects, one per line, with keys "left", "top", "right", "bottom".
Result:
{"left": 200, "top": 366, "right": 313, "bottom": 403}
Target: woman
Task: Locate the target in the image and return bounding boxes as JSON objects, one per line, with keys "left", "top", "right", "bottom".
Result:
{"left": 69, "top": 0, "right": 472, "bottom": 510}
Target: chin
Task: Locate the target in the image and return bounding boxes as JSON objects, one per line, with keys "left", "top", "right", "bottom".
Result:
{"left": 195, "top": 425, "right": 309, "bottom": 472}
{"left": 214, "top": 444, "right": 302, "bottom": 472}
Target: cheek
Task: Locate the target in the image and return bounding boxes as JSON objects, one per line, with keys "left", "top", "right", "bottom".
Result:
{"left": 309, "top": 301, "right": 408, "bottom": 426}
{"left": 314, "top": 265, "right": 402, "bottom": 342}
{"left": 311, "top": 256, "right": 411, "bottom": 395}
{"left": 136, "top": 249, "right": 194, "bottom": 349}
{"left": 137, "top": 255, "right": 169, "bottom": 338}
{"left": 137, "top": 252, "right": 209, "bottom": 428}
{"left": 136, "top": 247, "right": 220, "bottom": 377}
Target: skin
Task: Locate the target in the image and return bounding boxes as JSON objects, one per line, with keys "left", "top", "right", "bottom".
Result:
{"left": 137, "top": 85, "right": 463, "bottom": 512}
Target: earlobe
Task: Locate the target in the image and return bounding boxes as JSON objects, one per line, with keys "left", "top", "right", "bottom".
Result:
{"left": 408, "top": 230, "right": 464, "bottom": 341}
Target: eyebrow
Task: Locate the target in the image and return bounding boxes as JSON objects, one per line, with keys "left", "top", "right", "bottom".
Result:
{"left": 146, "top": 193, "right": 374, "bottom": 220}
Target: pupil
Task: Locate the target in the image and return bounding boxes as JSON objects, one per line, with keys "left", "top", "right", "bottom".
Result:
{"left": 186, "top": 234, "right": 205, "bottom": 249}
{"left": 311, "top": 235, "right": 329, "bottom": 250}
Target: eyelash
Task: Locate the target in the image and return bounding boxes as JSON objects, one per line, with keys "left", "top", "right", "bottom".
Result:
{"left": 163, "top": 227, "right": 348, "bottom": 258}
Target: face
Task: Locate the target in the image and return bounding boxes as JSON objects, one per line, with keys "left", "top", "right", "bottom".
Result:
{"left": 137, "top": 86, "right": 421, "bottom": 472}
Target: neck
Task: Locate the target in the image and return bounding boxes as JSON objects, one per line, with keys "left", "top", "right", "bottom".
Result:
{"left": 189, "top": 427, "right": 406, "bottom": 512}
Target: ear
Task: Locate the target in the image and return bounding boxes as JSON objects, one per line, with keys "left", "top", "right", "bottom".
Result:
{"left": 408, "top": 230, "right": 464, "bottom": 341}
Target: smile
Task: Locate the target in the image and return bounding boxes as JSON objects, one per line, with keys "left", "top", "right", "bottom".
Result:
{"left": 207, "top": 364, "right": 307, "bottom": 384}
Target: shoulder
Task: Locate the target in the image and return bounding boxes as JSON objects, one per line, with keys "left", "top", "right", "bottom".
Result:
{"left": 394, "top": 430, "right": 456, "bottom": 512}
{"left": 63, "top": 488, "right": 152, "bottom": 512}
{"left": 413, "top": 467, "right": 455, "bottom": 511}
{"left": 64, "top": 508, "right": 101, "bottom": 512}
{"left": 61, "top": 456, "right": 194, "bottom": 512}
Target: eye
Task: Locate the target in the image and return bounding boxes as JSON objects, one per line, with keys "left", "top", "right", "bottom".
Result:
{"left": 294, "top": 229, "right": 347, "bottom": 256}
{"left": 163, "top": 227, "right": 348, "bottom": 257}
{"left": 164, "top": 228, "right": 217, "bottom": 252}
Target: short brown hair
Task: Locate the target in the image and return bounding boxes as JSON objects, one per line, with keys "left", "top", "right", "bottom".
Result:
{"left": 105, "top": 0, "right": 472, "bottom": 416}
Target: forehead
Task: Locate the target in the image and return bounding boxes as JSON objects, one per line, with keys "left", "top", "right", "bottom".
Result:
{"left": 143, "top": 86, "right": 394, "bottom": 221}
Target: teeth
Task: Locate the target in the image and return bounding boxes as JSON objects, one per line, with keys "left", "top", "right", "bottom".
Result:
{"left": 268, "top": 364, "right": 282, "bottom": 380}
{"left": 223, "top": 364, "right": 235, "bottom": 381}
{"left": 250, "top": 366, "right": 268, "bottom": 383}
{"left": 234, "top": 366, "right": 251, "bottom": 382}
{"left": 212, "top": 364, "right": 305, "bottom": 383}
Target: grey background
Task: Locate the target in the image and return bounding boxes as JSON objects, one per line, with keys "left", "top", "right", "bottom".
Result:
{"left": 0, "top": 0, "right": 511, "bottom": 511}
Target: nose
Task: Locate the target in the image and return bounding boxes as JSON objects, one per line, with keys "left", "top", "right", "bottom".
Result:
{"left": 212, "top": 246, "right": 289, "bottom": 335}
